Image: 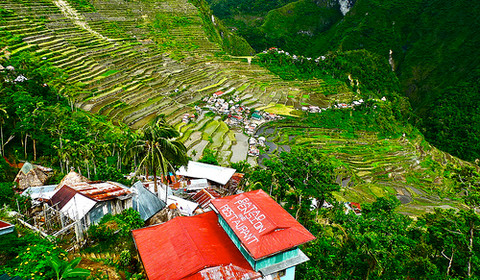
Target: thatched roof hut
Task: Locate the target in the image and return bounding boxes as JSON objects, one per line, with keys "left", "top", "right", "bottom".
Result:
{"left": 14, "top": 162, "right": 53, "bottom": 190}
{"left": 56, "top": 170, "right": 89, "bottom": 190}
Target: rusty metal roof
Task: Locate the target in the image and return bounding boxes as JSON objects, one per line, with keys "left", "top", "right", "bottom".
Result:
{"left": 132, "top": 211, "right": 256, "bottom": 280}
{"left": 68, "top": 181, "right": 131, "bottom": 201}
{"left": 49, "top": 185, "right": 77, "bottom": 209}
{"left": 0, "top": 220, "right": 13, "bottom": 230}
{"left": 50, "top": 181, "right": 131, "bottom": 209}
{"left": 211, "top": 189, "right": 316, "bottom": 260}
{"left": 191, "top": 188, "right": 221, "bottom": 209}
{"left": 184, "top": 264, "right": 261, "bottom": 280}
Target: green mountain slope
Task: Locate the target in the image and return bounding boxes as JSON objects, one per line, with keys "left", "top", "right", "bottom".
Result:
{"left": 0, "top": 0, "right": 338, "bottom": 163}
{"left": 1, "top": 0, "right": 479, "bottom": 215}
{"left": 231, "top": 0, "right": 480, "bottom": 161}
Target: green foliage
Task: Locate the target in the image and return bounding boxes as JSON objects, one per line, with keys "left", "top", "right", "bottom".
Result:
{"left": 119, "top": 250, "right": 132, "bottom": 268}
{"left": 230, "top": 160, "right": 251, "bottom": 173}
{"left": 148, "top": 13, "right": 198, "bottom": 52}
{"left": 0, "top": 157, "right": 15, "bottom": 181}
{"left": 91, "top": 162, "right": 130, "bottom": 186}
{"left": 293, "top": 99, "right": 413, "bottom": 139}
{"left": 0, "top": 233, "right": 68, "bottom": 280}
{"left": 128, "top": 116, "right": 188, "bottom": 192}
{"left": 0, "top": 50, "right": 139, "bottom": 181}
{"left": 257, "top": 48, "right": 400, "bottom": 95}
{"left": 297, "top": 195, "right": 480, "bottom": 279}
{"left": 67, "top": 0, "right": 96, "bottom": 12}
{"left": 422, "top": 79, "right": 480, "bottom": 161}
{"left": 191, "top": 0, "right": 255, "bottom": 55}
{"left": 247, "top": 147, "right": 338, "bottom": 223}
{"left": 260, "top": 0, "right": 342, "bottom": 54}
{"left": 0, "top": 182, "right": 15, "bottom": 208}
{"left": 49, "top": 256, "right": 90, "bottom": 280}
{"left": 198, "top": 148, "right": 219, "bottom": 165}
{"left": 307, "top": 0, "right": 480, "bottom": 162}
{"left": 87, "top": 208, "right": 144, "bottom": 243}
{"left": 208, "top": 0, "right": 297, "bottom": 17}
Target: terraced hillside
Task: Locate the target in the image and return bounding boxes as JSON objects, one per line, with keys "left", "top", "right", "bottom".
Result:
{"left": 0, "top": 0, "right": 344, "bottom": 160}
{"left": 255, "top": 121, "right": 474, "bottom": 215}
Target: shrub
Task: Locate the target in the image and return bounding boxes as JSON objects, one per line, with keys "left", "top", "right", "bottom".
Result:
{"left": 87, "top": 209, "right": 143, "bottom": 243}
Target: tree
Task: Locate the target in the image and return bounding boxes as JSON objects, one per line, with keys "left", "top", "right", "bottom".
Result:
{"left": 128, "top": 116, "right": 188, "bottom": 196}
{"left": 198, "top": 148, "right": 219, "bottom": 165}
{"left": 256, "top": 147, "right": 339, "bottom": 222}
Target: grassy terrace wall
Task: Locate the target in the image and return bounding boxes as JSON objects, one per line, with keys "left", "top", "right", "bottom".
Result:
{"left": 255, "top": 120, "right": 474, "bottom": 215}
{"left": 0, "top": 0, "right": 341, "bottom": 160}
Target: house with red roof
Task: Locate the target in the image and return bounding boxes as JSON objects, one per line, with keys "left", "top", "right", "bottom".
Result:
{"left": 132, "top": 211, "right": 262, "bottom": 280}
{"left": 132, "top": 189, "right": 315, "bottom": 280}
{"left": 211, "top": 190, "right": 315, "bottom": 279}
{"left": 0, "top": 220, "right": 15, "bottom": 236}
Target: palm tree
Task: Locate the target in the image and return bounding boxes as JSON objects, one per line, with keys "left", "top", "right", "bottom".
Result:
{"left": 128, "top": 116, "right": 188, "bottom": 199}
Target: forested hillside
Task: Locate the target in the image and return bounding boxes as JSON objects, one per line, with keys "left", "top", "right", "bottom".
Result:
{"left": 210, "top": 0, "right": 480, "bottom": 162}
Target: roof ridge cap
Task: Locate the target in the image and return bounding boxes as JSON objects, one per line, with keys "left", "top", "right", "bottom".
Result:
{"left": 246, "top": 191, "right": 286, "bottom": 234}
{"left": 177, "top": 217, "right": 211, "bottom": 277}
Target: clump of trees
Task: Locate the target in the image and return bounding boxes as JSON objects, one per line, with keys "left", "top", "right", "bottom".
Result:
{"left": 242, "top": 147, "right": 480, "bottom": 279}
{"left": 0, "top": 50, "right": 189, "bottom": 185}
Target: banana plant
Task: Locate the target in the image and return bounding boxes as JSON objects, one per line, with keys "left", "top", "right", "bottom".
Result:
{"left": 49, "top": 256, "right": 90, "bottom": 280}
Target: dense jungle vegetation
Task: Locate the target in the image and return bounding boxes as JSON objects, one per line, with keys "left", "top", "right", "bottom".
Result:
{"left": 209, "top": 0, "right": 480, "bottom": 162}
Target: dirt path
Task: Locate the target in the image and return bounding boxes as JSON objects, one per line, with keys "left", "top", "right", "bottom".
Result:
{"left": 53, "top": 0, "right": 111, "bottom": 41}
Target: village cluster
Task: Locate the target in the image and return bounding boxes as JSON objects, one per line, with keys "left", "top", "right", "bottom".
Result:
{"left": 181, "top": 90, "right": 283, "bottom": 157}
{"left": 262, "top": 47, "right": 326, "bottom": 63}
{"left": 3, "top": 160, "right": 317, "bottom": 280}
{"left": 301, "top": 98, "right": 367, "bottom": 113}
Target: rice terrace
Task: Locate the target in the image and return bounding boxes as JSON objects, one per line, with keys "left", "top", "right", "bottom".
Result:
{"left": 0, "top": 0, "right": 476, "bottom": 215}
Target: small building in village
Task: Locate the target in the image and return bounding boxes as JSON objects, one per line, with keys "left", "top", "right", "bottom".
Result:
{"left": 14, "top": 162, "right": 53, "bottom": 190}
{"left": 132, "top": 211, "right": 262, "bottom": 280}
{"left": 130, "top": 181, "right": 166, "bottom": 222}
{"left": 49, "top": 181, "right": 133, "bottom": 233}
{"left": 22, "top": 184, "right": 58, "bottom": 205}
{"left": 211, "top": 190, "right": 315, "bottom": 279}
{"left": 177, "top": 161, "right": 237, "bottom": 193}
{"left": 0, "top": 220, "right": 15, "bottom": 236}
{"left": 132, "top": 189, "right": 315, "bottom": 280}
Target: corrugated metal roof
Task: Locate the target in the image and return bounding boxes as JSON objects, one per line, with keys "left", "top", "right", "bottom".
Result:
{"left": 167, "top": 195, "right": 199, "bottom": 216}
{"left": 22, "top": 185, "right": 58, "bottom": 201}
{"left": 132, "top": 211, "right": 256, "bottom": 280}
{"left": 258, "top": 249, "right": 310, "bottom": 276}
{"left": 211, "top": 189, "right": 316, "bottom": 260}
{"left": 0, "top": 220, "right": 15, "bottom": 236}
{"left": 68, "top": 181, "right": 131, "bottom": 201}
{"left": 50, "top": 185, "right": 77, "bottom": 209}
{"left": 177, "top": 161, "right": 236, "bottom": 185}
{"left": 184, "top": 264, "right": 261, "bottom": 280}
{"left": 131, "top": 181, "right": 166, "bottom": 221}
{"left": 191, "top": 188, "right": 221, "bottom": 209}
